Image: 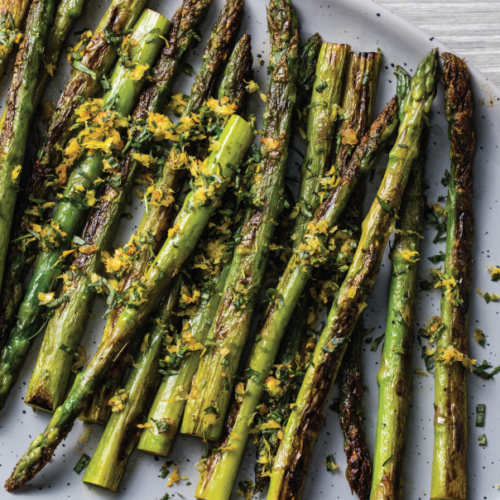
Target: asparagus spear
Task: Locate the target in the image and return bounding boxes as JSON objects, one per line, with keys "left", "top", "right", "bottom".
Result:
{"left": 5, "top": 112, "right": 254, "bottom": 491}
{"left": 25, "top": 0, "right": 226, "bottom": 415}
{"left": 291, "top": 42, "right": 349, "bottom": 243}
{"left": 0, "top": 0, "right": 58, "bottom": 301}
{"left": 253, "top": 296, "right": 308, "bottom": 493}
{"left": 194, "top": 57, "right": 396, "bottom": 500}
{"left": 295, "top": 33, "right": 322, "bottom": 118}
{"left": 338, "top": 66, "right": 412, "bottom": 500}
{"left": 0, "top": 9, "right": 170, "bottom": 409}
{"left": 181, "top": 0, "right": 299, "bottom": 442}
{"left": 137, "top": 35, "right": 253, "bottom": 458}
{"left": 33, "top": 0, "right": 87, "bottom": 107}
{"left": 339, "top": 320, "right": 371, "bottom": 500}
{"left": 81, "top": 280, "right": 181, "bottom": 491}
{"left": 0, "top": 0, "right": 31, "bottom": 77}
{"left": 0, "top": 0, "right": 149, "bottom": 338}
{"left": 431, "top": 53, "right": 474, "bottom": 500}
{"left": 82, "top": 0, "right": 242, "bottom": 425}
{"left": 267, "top": 49, "right": 438, "bottom": 500}
{"left": 370, "top": 128, "right": 427, "bottom": 500}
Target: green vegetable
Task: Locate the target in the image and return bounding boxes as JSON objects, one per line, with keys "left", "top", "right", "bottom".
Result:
{"left": 476, "top": 404, "right": 485, "bottom": 427}
{"left": 0, "top": 0, "right": 59, "bottom": 318}
{"left": 253, "top": 33, "right": 323, "bottom": 493}
{"left": 5, "top": 113, "right": 254, "bottom": 492}
{"left": 431, "top": 53, "right": 475, "bottom": 500}
{"left": 340, "top": 321, "right": 372, "bottom": 499}
{"left": 292, "top": 41, "right": 349, "bottom": 248}
{"left": 81, "top": 281, "right": 180, "bottom": 491}
{"left": 370, "top": 120, "right": 427, "bottom": 500}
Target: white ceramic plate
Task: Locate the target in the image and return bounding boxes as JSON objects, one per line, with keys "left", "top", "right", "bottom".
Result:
{"left": 1, "top": 0, "right": 500, "bottom": 499}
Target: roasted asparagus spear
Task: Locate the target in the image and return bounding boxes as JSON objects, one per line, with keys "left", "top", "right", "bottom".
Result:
{"left": 431, "top": 52, "right": 474, "bottom": 500}
{"left": 0, "top": 0, "right": 58, "bottom": 299}
{"left": 0, "top": 0, "right": 31, "bottom": 77}
{"left": 370, "top": 126, "right": 427, "bottom": 500}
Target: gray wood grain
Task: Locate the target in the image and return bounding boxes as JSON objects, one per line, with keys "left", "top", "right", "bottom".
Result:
{"left": 378, "top": 0, "right": 500, "bottom": 85}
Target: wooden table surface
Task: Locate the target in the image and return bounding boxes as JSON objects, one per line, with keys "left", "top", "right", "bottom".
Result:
{"left": 377, "top": 0, "right": 500, "bottom": 85}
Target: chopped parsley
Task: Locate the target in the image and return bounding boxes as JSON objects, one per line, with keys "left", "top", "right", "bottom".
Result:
{"left": 74, "top": 453, "right": 91, "bottom": 474}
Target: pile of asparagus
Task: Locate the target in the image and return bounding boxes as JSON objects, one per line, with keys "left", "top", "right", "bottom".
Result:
{"left": 0, "top": 0, "right": 476, "bottom": 498}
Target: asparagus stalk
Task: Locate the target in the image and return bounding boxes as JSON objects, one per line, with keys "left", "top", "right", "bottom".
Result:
{"left": 194, "top": 55, "right": 395, "bottom": 500}
{"left": 0, "top": 0, "right": 31, "bottom": 77}
{"left": 25, "top": 0, "right": 223, "bottom": 415}
{"left": 254, "top": 296, "right": 308, "bottom": 493}
{"left": 267, "top": 49, "right": 438, "bottom": 500}
{"left": 275, "top": 53, "right": 382, "bottom": 497}
{"left": 0, "top": 0, "right": 58, "bottom": 302}
{"left": 137, "top": 35, "right": 253, "bottom": 458}
{"left": 295, "top": 33, "right": 322, "bottom": 116}
{"left": 81, "top": 281, "right": 181, "bottom": 491}
{"left": 251, "top": 36, "right": 323, "bottom": 492}
{"left": 291, "top": 42, "right": 349, "bottom": 243}
{"left": 33, "top": 0, "right": 87, "bottom": 108}
{"left": 340, "top": 320, "right": 371, "bottom": 499}
{"left": 370, "top": 127, "right": 427, "bottom": 500}
{"left": 0, "top": 0, "right": 149, "bottom": 338}
{"left": 430, "top": 53, "right": 474, "bottom": 500}
{"left": 5, "top": 112, "right": 254, "bottom": 491}
{"left": 82, "top": 0, "right": 242, "bottom": 425}
{"left": 181, "top": 0, "right": 299, "bottom": 442}
{"left": 0, "top": 9, "right": 170, "bottom": 409}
